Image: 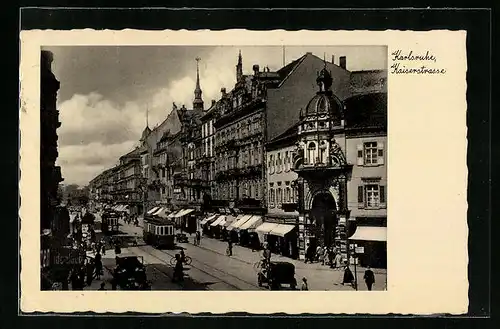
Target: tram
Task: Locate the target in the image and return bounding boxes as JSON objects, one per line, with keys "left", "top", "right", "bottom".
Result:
{"left": 143, "top": 216, "right": 176, "bottom": 249}
{"left": 101, "top": 210, "right": 120, "bottom": 235}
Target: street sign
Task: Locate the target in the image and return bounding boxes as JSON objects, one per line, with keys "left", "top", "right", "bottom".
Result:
{"left": 355, "top": 246, "right": 364, "bottom": 254}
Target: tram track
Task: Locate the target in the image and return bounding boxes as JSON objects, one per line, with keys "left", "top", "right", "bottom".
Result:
{"left": 136, "top": 245, "right": 262, "bottom": 291}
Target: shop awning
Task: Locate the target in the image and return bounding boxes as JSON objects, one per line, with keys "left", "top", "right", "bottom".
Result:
{"left": 222, "top": 215, "right": 236, "bottom": 227}
{"left": 227, "top": 214, "right": 252, "bottom": 230}
{"left": 240, "top": 215, "right": 263, "bottom": 231}
{"left": 147, "top": 207, "right": 160, "bottom": 215}
{"left": 174, "top": 208, "right": 195, "bottom": 218}
{"left": 349, "top": 226, "right": 387, "bottom": 242}
{"left": 155, "top": 208, "right": 171, "bottom": 218}
{"left": 200, "top": 214, "right": 218, "bottom": 225}
{"left": 255, "top": 222, "right": 280, "bottom": 234}
{"left": 210, "top": 215, "right": 226, "bottom": 227}
{"left": 269, "top": 224, "right": 296, "bottom": 237}
{"left": 167, "top": 210, "right": 181, "bottom": 218}
{"left": 152, "top": 207, "right": 164, "bottom": 216}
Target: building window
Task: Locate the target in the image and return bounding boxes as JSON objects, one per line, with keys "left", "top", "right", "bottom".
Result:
{"left": 364, "top": 142, "right": 378, "bottom": 165}
{"left": 269, "top": 154, "right": 275, "bottom": 174}
{"left": 359, "top": 184, "right": 387, "bottom": 208}
{"left": 285, "top": 187, "right": 291, "bottom": 203}
{"left": 307, "top": 142, "right": 316, "bottom": 164}
{"left": 277, "top": 188, "right": 283, "bottom": 206}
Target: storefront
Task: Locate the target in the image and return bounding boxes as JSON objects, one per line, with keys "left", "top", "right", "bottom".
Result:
{"left": 226, "top": 214, "right": 252, "bottom": 243}
{"left": 173, "top": 208, "right": 196, "bottom": 233}
{"left": 255, "top": 221, "right": 299, "bottom": 259}
{"left": 349, "top": 225, "right": 387, "bottom": 268}
{"left": 238, "top": 215, "right": 263, "bottom": 249}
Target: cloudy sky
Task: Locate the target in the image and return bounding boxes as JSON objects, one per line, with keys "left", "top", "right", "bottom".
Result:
{"left": 44, "top": 45, "right": 387, "bottom": 186}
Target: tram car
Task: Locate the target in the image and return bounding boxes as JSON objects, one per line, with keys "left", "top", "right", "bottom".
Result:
{"left": 101, "top": 210, "right": 120, "bottom": 235}
{"left": 143, "top": 216, "right": 175, "bottom": 249}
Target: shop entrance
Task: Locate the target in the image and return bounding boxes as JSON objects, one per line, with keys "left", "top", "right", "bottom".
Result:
{"left": 310, "top": 192, "right": 337, "bottom": 248}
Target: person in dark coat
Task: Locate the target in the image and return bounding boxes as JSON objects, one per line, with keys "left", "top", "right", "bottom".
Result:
{"left": 70, "top": 268, "right": 80, "bottom": 290}
{"left": 343, "top": 266, "right": 354, "bottom": 287}
{"left": 98, "top": 282, "right": 107, "bottom": 290}
{"left": 304, "top": 243, "right": 314, "bottom": 263}
{"left": 94, "top": 252, "right": 103, "bottom": 280}
{"left": 363, "top": 266, "right": 375, "bottom": 291}
{"left": 86, "top": 260, "right": 94, "bottom": 287}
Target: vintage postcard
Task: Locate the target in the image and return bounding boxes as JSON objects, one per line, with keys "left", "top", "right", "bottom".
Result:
{"left": 19, "top": 29, "right": 468, "bottom": 314}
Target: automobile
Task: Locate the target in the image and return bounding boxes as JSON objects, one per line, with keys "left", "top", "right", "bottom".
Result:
{"left": 257, "top": 261, "right": 297, "bottom": 290}
{"left": 113, "top": 254, "right": 149, "bottom": 290}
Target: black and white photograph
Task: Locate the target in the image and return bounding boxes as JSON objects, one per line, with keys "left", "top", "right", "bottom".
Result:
{"left": 39, "top": 45, "right": 388, "bottom": 292}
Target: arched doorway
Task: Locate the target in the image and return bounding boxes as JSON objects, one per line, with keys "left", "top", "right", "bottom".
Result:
{"left": 310, "top": 192, "right": 337, "bottom": 249}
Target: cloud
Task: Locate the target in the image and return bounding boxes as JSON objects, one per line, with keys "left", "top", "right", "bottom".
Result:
{"left": 54, "top": 46, "right": 387, "bottom": 185}
{"left": 57, "top": 141, "right": 137, "bottom": 186}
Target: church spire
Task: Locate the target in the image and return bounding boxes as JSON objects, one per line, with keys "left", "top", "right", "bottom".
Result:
{"left": 193, "top": 57, "right": 204, "bottom": 111}
{"left": 236, "top": 50, "right": 243, "bottom": 82}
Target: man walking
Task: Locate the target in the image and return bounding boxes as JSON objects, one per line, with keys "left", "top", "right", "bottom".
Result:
{"left": 363, "top": 266, "right": 375, "bottom": 291}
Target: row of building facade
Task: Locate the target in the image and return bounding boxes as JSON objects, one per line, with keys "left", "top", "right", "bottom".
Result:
{"left": 88, "top": 51, "right": 388, "bottom": 267}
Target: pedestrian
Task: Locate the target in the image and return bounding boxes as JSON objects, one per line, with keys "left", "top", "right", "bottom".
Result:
{"left": 301, "top": 277, "right": 309, "bottom": 291}
{"left": 304, "top": 243, "right": 314, "bottom": 263}
{"left": 334, "top": 253, "right": 343, "bottom": 270}
{"left": 315, "top": 245, "right": 322, "bottom": 262}
{"left": 101, "top": 244, "right": 106, "bottom": 256}
{"left": 79, "top": 264, "right": 86, "bottom": 288}
{"left": 227, "top": 239, "right": 233, "bottom": 256}
{"left": 322, "top": 246, "right": 329, "bottom": 265}
{"left": 94, "top": 252, "right": 103, "bottom": 280}
{"left": 195, "top": 230, "right": 201, "bottom": 246}
{"left": 343, "top": 266, "right": 355, "bottom": 287}
{"left": 86, "top": 259, "right": 94, "bottom": 287}
{"left": 363, "top": 266, "right": 375, "bottom": 291}
{"left": 70, "top": 268, "right": 80, "bottom": 290}
{"left": 98, "top": 282, "right": 107, "bottom": 291}
{"left": 328, "top": 247, "right": 335, "bottom": 268}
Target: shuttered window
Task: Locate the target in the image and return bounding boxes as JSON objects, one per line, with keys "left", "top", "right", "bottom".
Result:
{"left": 378, "top": 142, "right": 385, "bottom": 165}
{"left": 358, "top": 186, "right": 364, "bottom": 208}
{"left": 380, "top": 185, "right": 386, "bottom": 208}
{"left": 357, "top": 144, "right": 364, "bottom": 166}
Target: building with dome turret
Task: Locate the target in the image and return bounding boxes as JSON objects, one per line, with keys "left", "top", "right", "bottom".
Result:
{"left": 263, "top": 60, "right": 387, "bottom": 268}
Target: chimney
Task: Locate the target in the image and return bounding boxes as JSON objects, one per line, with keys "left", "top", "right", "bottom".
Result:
{"left": 221, "top": 87, "right": 226, "bottom": 96}
{"left": 331, "top": 55, "right": 335, "bottom": 64}
{"left": 253, "top": 64, "right": 260, "bottom": 75}
{"left": 339, "top": 56, "right": 347, "bottom": 70}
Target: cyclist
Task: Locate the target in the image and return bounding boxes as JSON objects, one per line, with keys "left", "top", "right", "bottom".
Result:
{"left": 180, "top": 249, "right": 186, "bottom": 263}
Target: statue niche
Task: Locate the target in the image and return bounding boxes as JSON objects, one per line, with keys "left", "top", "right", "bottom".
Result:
{"left": 329, "top": 139, "right": 347, "bottom": 167}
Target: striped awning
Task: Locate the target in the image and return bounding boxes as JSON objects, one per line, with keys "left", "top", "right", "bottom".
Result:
{"left": 239, "top": 215, "right": 263, "bottom": 231}
{"left": 210, "top": 215, "right": 226, "bottom": 227}
{"left": 147, "top": 207, "right": 160, "bottom": 215}
{"left": 227, "top": 214, "right": 252, "bottom": 230}
{"left": 200, "top": 214, "right": 218, "bottom": 225}
{"left": 174, "top": 209, "right": 195, "bottom": 218}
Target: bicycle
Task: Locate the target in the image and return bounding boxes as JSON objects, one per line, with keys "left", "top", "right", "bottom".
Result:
{"left": 169, "top": 255, "right": 192, "bottom": 266}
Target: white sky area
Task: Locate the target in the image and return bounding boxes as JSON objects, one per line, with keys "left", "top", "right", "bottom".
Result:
{"left": 45, "top": 45, "right": 387, "bottom": 186}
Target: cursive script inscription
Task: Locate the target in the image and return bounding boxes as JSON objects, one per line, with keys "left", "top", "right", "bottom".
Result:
{"left": 390, "top": 49, "right": 446, "bottom": 75}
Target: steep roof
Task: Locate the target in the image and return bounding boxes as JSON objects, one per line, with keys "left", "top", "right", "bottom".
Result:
{"left": 344, "top": 92, "right": 387, "bottom": 129}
